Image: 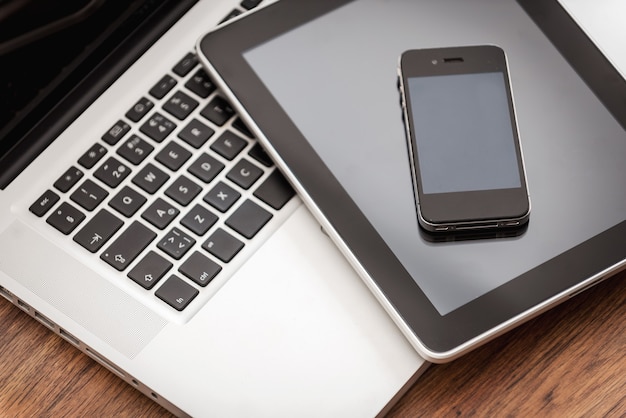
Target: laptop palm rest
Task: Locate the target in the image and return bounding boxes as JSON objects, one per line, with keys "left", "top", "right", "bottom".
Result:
{"left": 0, "top": 221, "right": 166, "bottom": 358}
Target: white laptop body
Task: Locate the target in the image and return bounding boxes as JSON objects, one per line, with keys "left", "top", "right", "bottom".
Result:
{"left": 0, "top": 0, "right": 426, "bottom": 416}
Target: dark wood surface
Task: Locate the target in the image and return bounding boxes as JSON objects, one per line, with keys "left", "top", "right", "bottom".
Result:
{"left": 1, "top": 270, "right": 624, "bottom": 417}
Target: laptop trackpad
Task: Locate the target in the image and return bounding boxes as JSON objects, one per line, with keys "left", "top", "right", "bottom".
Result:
{"left": 0, "top": 221, "right": 166, "bottom": 358}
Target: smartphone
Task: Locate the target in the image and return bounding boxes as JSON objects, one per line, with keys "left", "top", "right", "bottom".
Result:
{"left": 398, "top": 45, "right": 530, "bottom": 233}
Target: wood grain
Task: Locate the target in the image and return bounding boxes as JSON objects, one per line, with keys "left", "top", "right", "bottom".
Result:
{"left": 1, "top": 270, "right": 624, "bottom": 417}
{"left": 389, "top": 270, "right": 626, "bottom": 417}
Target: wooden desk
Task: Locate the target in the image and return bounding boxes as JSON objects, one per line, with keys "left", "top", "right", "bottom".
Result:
{"left": 1, "top": 270, "right": 624, "bottom": 416}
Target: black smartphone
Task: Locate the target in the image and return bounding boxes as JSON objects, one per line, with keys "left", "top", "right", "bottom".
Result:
{"left": 398, "top": 45, "right": 530, "bottom": 233}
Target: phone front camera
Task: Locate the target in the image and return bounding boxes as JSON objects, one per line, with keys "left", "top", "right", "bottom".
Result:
{"left": 431, "top": 59, "right": 438, "bottom": 65}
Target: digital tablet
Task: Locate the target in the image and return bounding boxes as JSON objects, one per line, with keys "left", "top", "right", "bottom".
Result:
{"left": 197, "top": 0, "right": 626, "bottom": 361}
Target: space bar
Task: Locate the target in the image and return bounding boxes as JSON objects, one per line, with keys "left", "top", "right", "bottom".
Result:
{"left": 100, "top": 221, "right": 156, "bottom": 271}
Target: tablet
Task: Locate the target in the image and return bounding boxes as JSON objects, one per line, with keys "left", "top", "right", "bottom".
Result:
{"left": 197, "top": 0, "right": 626, "bottom": 361}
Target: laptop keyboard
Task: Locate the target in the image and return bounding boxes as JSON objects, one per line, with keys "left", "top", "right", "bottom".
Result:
{"left": 28, "top": 0, "right": 295, "bottom": 312}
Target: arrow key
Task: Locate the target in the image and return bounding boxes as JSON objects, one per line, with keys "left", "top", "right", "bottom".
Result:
{"left": 128, "top": 251, "right": 172, "bottom": 290}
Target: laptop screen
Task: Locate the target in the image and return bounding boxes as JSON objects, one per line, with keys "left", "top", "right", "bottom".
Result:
{"left": 0, "top": 0, "right": 196, "bottom": 189}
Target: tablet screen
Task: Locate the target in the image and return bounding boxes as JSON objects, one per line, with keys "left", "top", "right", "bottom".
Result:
{"left": 242, "top": 0, "right": 626, "bottom": 315}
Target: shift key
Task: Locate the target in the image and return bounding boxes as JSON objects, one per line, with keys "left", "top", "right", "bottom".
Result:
{"left": 101, "top": 221, "right": 156, "bottom": 271}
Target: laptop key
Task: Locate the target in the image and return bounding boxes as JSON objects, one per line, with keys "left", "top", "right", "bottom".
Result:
{"left": 78, "top": 143, "right": 107, "bottom": 169}
{"left": 226, "top": 158, "right": 263, "bottom": 189}
{"left": 181, "top": 204, "right": 218, "bottom": 236}
{"left": 125, "top": 97, "right": 154, "bottom": 122}
{"left": 155, "top": 275, "right": 198, "bottom": 311}
{"left": 140, "top": 112, "right": 176, "bottom": 143}
{"left": 94, "top": 157, "right": 131, "bottom": 188}
{"left": 210, "top": 130, "right": 247, "bottom": 161}
{"left": 54, "top": 166, "right": 83, "bottom": 193}
{"left": 248, "top": 143, "right": 273, "bottom": 167}
{"left": 172, "top": 52, "right": 198, "bottom": 77}
{"left": 178, "top": 118, "right": 215, "bottom": 149}
{"left": 29, "top": 190, "right": 60, "bottom": 217}
{"left": 241, "top": 0, "right": 263, "bottom": 10}
{"left": 128, "top": 251, "right": 172, "bottom": 290}
{"left": 165, "top": 175, "right": 201, "bottom": 206}
{"left": 220, "top": 9, "right": 241, "bottom": 23}
{"left": 102, "top": 120, "right": 130, "bottom": 145}
{"left": 253, "top": 170, "right": 295, "bottom": 210}
{"left": 203, "top": 181, "right": 240, "bottom": 213}
{"left": 232, "top": 117, "right": 254, "bottom": 138}
{"left": 155, "top": 141, "right": 192, "bottom": 171}
{"left": 109, "top": 186, "right": 147, "bottom": 217}
{"left": 202, "top": 228, "right": 244, "bottom": 263}
{"left": 179, "top": 251, "right": 221, "bottom": 287}
{"left": 101, "top": 221, "right": 156, "bottom": 271}
{"left": 142, "top": 198, "right": 179, "bottom": 230}
{"left": 117, "top": 135, "right": 154, "bottom": 165}
{"left": 149, "top": 74, "right": 177, "bottom": 99}
{"left": 185, "top": 69, "right": 216, "bottom": 99}
{"left": 187, "top": 153, "right": 224, "bottom": 184}
{"left": 226, "top": 199, "right": 272, "bottom": 239}
{"left": 163, "top": 90, "right": 198, "bottom": 120}
{"left": 46, "top": 202, "right": 85, "bottom": 235}
{"left": 73, "top": 209, "right": 123, "bottom": 253}
{"left": 158, "top": 227, "right": 195, "bottom": 260}
{"left": 70, "top": 179, "right": 109, "bottom": 211}
{"left": 132, "top": 163, "right": 169, "bottom": 194}
{"left": 200, "top": 96, "right": 235, "bottom": 126}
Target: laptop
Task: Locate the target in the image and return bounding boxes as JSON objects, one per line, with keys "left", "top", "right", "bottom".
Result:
{"left": 0, "top": 1, "right": 427, "bottom": 416}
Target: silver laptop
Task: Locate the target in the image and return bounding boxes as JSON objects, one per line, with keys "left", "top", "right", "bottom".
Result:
{"left": 0, "top": 0, "right": 426, "bottom": 416}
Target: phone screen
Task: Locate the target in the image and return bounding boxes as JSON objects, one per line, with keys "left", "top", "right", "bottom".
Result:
{"left": 407, "top": 71, "right": 522, "bottom": 194}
